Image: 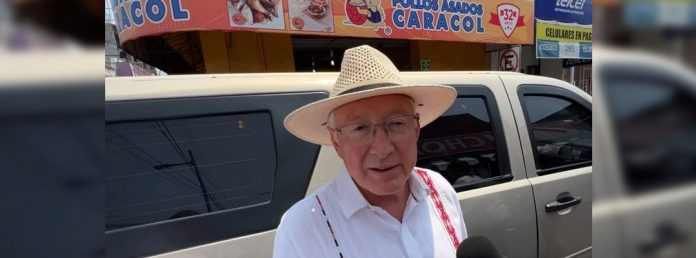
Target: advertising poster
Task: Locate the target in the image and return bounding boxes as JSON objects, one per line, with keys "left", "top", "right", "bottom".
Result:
{"left": 113, "top": 0, "right": 534, "bottom": 45}
{"left": 227, "top": 0, "right": 287, "bottom": 30}
{"left": 535, "top": 0, "right": 592, "bottom": 58}
{"left": 288, "top": 0, "right": 335, "bottom": 31}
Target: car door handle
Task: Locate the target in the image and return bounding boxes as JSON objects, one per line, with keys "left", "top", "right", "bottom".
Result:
{"left": 545, "top": 193, "right": 581, "bottom": 213}
{"left": 640, "top": 222, "right": 690, "bottom": 254}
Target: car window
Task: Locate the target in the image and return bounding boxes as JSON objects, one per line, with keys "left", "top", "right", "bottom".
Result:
{"left": 417, "top": 91, "right": 511, "bottom": 191}
{"left": 521, "top": 94, "right": 592, "bottom": 173}
{"left": 106, "top": 112, "right": 276, "bottom": 231}
{"left": 604, "top": 72, "right": 696, "bottom": 194}
{"left": 105, "top": 92, "right": 324, "bottom": 257}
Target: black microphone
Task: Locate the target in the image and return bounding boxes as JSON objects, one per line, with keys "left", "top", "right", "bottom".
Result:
{"left": 456, "top": 236, "right": 502, "bottom": 258}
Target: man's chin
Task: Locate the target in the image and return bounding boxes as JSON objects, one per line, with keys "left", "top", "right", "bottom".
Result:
{"left": 369, "top": 186, "right": 408, "bottom": 198}
{"left": 366, "top": 178, "right": 409, "bottom": 196}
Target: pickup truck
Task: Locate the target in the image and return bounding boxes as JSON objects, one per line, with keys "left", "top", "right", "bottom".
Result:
{"left": 593, "top": 47, "right": 696, "bottom": 258}
{"left": 105, "top": 71, "right": 592, "bottom": 258}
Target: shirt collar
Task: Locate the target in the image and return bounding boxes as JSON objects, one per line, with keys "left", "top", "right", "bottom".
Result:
{"left": 336, "top": 168, "right": 369, "bottom": 219}
{"left": 335, "top": 167, "right": 431, "bottom": 219}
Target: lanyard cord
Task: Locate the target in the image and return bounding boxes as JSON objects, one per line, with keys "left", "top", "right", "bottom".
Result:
{"left": 316, "top": 195, "right": 344, "bottom": 258}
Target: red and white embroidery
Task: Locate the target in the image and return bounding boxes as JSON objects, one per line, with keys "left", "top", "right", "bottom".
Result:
{"left": 415, "top": 169, "right": 460, "bottom": 250}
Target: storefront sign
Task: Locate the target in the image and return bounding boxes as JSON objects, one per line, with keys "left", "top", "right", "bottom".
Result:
{"left": 536, "top": 21, "right": 591, "bottom": 58}
{"left": 534, "top": 0, "right": 592, "bottom": 58}
{"left": 625, "top": 3, "right": 696, "bottom": 28}
{"left": 536, "top": 0, "right": 591, "bottom": 24}
{"left": 112, "top": 0, "right": 534, "bottom": 45}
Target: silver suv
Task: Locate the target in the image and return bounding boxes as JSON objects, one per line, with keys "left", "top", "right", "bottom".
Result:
{"left": 105, "top": 72, "right": 592, "bottom": 258}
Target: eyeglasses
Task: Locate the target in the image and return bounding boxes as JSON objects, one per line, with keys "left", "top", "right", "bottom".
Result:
{"left": 327, "top": 114, "right": 419, "bottom": 144}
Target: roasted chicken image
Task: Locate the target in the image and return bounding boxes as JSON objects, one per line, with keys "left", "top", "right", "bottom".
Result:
{"left": 229, "top": 0, "right": 280, "bottom": 24}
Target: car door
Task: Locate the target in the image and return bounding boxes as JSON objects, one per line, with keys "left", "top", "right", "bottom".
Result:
{"left": 594, "top": 59, "right": 696, "bottom": 258}
{"left": 105, "top": 87, "right": 326, "bottom": 258}
{"left": 412, "top": 75, "right": 537, "bottom": 258}
{"left": 506, "top": 76, "right": 593, "bottom": 258}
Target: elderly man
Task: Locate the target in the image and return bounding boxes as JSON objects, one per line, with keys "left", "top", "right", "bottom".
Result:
{"left": 274, "top": 45, "right": 467, "bottom": 257}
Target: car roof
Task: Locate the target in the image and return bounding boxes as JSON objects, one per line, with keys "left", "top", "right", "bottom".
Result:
{"left": 593, "top": 45, "right": 696, "bottom": 86}
{"left": 0, "top": 49, "right": 102, "bottom": 87}
{"left": 105, "top": 71, "right": 577, "bottom": 102}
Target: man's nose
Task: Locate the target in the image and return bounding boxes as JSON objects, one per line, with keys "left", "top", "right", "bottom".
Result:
{"left": 368, "top": 125, "right": 394, "bottom": 158}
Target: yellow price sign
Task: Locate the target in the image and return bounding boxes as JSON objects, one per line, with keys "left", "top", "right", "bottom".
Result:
{"left": 536, "top": 21, "right": 592, "bottom": 43}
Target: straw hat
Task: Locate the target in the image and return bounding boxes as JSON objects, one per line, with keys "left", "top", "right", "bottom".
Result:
{"left": 284, "top": 45, "right": 456, "bottom": 146}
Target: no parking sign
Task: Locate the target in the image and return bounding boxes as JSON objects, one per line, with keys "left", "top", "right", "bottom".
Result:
{"left": 499, "top": 46, "right": 520, "bottom": 72}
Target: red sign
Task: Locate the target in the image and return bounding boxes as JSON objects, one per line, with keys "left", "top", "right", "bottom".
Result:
{"left": 112, "top": 0, "right": 534, "bottom": 45}
{"left": 488, "top": 3, "right": 525, "bottom": 38}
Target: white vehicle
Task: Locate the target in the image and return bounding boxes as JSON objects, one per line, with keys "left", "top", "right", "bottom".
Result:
{"left": 105, "top": 71, "right": 592, "bottom": 258}
{"left": 593, "top": 47, "right": 696, "bottom": 258}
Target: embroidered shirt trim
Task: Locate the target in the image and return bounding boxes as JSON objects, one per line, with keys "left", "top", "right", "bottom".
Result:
{"left": 415, "top": 168, "right": 460, "bottom": 250}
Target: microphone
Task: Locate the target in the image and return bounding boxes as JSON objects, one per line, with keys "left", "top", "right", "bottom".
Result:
{"left": 456, "top": 236, "right": 502, "bottom": 258}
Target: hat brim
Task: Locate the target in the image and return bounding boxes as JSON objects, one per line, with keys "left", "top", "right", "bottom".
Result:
{"left": 284, "top": 84, "right": 457, "bottom": 146}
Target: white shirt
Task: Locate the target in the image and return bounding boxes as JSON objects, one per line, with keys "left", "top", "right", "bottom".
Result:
{"left": 273, "top": 167, "right": 467, "bottom": 258}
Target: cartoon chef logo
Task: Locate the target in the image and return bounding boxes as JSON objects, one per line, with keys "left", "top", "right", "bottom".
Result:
{"left": 489, "top": 3, "right": 525, "bottom": 38}
{"left": 344, "top": 0, "right": 390, "bottom": 33}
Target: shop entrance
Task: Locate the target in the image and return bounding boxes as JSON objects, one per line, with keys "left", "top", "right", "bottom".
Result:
{"left": 292, "top": 36, "right": 411, "bottom": 72}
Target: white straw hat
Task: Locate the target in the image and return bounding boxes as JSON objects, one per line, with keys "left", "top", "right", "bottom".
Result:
{"left": 284, "top": 45, "right": 456, "bottom": 145}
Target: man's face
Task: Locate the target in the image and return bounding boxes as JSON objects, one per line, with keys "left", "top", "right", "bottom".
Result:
{"left": 329, "top": 94, "right": 420, "bottom": 197}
